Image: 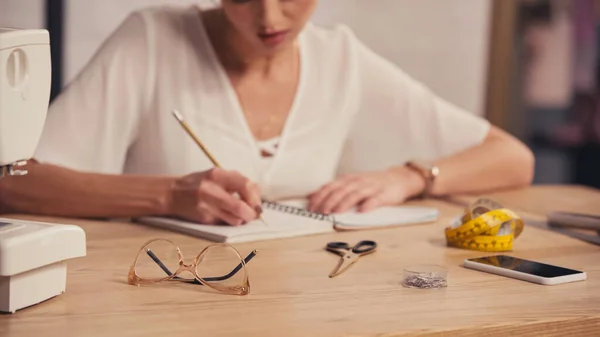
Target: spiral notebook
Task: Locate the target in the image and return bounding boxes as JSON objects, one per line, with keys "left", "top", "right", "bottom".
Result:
{"left": 135, "top": 200, "right": 438, "bottom": 243}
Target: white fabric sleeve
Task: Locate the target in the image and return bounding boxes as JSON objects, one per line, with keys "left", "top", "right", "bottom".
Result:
{"left": 338, "top": 28, "right": 491, "bottom": 174}
{"left": 34, "top": 12, "right": 152, "bottom": 174}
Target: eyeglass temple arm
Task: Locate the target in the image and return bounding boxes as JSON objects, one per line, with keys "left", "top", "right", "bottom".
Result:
{"left": 146, "top": 249, "right": 257, "bottom": 284}
{"left": 146, "top": 249, "right": 173, "bottom": 276}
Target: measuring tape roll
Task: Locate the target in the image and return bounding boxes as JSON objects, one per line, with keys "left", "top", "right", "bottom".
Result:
{"left": 445, "top": 198, "right": 524, "bottom": 252}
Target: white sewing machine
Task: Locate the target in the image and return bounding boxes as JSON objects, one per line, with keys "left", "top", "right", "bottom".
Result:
{"left": 0, "top": 27, "right": 50, "bottom": 177}
{"left": 0, "top": 28, "right": 86, "bottom": 313}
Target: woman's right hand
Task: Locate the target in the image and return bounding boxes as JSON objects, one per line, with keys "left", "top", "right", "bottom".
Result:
{"left": 168, "top": 168, "right": 262, "bottom": 226}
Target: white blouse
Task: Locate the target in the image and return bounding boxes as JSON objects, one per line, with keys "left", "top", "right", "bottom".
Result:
{"left": 34, "top": 5, "right": 490, "bottom": 200}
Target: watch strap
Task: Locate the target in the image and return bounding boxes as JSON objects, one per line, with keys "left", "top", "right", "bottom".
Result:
{"left": 406, "top": 161, "right": 439, "bottom": 197}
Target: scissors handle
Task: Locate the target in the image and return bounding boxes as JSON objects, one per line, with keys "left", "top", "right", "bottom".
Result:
{"left": 352, "top": 240, "right": 377, "bottom": 254}
{"left": 327, "top": 242, "right": 351, "bottom": 250}
{"left": 326, "top": 242, "right": 350, "bottom": 256}
{"left": 326, "top": 240, "right": 377, "bottom": 255}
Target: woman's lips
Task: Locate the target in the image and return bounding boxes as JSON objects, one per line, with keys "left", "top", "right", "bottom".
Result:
{"left": 258, "top": 30, "right": 289, "bottom": 46}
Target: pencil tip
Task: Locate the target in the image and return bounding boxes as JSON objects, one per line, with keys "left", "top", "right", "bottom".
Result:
{"left": 260, "top": 216, "right": 269, "bottom": 227}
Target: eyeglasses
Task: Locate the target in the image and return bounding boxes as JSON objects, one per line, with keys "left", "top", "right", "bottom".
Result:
{"left": 127, "top": 238, "right": 257, "bottom": 295}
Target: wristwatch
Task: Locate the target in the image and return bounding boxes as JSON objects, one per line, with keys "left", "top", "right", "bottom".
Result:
{"left": 405, "top": 160, "right": 439, "bottom": 197}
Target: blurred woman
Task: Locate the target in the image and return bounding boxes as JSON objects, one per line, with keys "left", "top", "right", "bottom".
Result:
{"left": 0, "top": 0, "right": 534, "bottom": 226}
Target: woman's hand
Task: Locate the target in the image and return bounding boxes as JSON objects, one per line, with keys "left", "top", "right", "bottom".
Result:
{"left": 307, "top": 166, "right": 426, "bottom": 214}
{"left": 167, "top": 168, "right": 262, "bottom": 226}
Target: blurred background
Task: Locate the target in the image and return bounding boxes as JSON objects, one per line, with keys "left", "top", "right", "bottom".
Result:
{"left": 1, "top": 0, "right": 599, "bottom": 189}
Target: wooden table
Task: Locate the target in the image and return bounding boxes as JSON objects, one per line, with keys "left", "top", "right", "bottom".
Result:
{"left": 0, "top": 185, "right": 599, "bottom": 336}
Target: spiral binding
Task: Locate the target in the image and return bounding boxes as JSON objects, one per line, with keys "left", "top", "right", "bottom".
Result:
{"left": 261, "top": 200, "right": 336, "bottom": 222}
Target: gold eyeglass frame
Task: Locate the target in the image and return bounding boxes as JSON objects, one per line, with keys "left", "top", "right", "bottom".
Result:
{"left": 127, "top": 238, "right": 257, "bottom": 296}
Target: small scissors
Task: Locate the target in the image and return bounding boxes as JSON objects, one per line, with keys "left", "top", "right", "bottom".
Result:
{"left": 326, "top": 240, "right": 377, "bottom": 278}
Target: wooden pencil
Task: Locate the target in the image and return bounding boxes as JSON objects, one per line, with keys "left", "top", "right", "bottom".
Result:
{"left": 171, "top": 109, "right": 268, "bottom": 226}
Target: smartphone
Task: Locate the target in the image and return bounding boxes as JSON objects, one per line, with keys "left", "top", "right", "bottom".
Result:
{"left": 464, "top": 255, "right": 587, "bottom": 285}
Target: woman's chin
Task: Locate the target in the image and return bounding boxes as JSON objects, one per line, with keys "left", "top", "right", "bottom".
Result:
{"left": 257, "top": 40, "right": 295, "bottom": 56}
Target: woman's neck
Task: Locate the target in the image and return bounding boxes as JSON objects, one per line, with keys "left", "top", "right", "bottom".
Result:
{"left": 203, "top": 9, "right": 298, "bottom": 78}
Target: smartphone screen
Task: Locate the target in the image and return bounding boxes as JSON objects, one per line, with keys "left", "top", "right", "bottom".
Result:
{"left": 467, "top": 255, "right": 583, "bottom": 278}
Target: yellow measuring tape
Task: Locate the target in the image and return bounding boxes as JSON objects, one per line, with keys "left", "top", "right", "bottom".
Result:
{"left": 445, "top": 198, "right": 525, "bottom": 252}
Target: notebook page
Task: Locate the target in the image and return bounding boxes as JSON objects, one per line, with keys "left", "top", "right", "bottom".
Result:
{"left": 333, "top": 206, "right": 439, "bottom": 227}
{"left": 273, "top": 199, "right": 438, "bottom": 228}
{"left": 136, "top": 206, "right": 333, "bottom": 243}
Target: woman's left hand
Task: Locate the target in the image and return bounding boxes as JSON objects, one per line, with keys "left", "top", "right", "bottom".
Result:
{"left": 307, "top": 166, "right": 426, "bottom": 214}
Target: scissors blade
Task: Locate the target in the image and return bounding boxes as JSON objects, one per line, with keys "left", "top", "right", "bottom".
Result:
{"left": 329, "top": 252, "right": 359, "bottom": 278}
